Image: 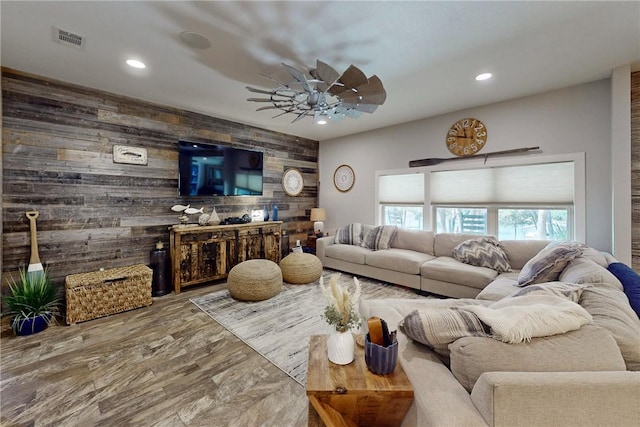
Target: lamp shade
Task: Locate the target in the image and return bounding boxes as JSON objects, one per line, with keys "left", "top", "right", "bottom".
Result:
{"left": 310, "top": 208, "right": 327, "bottom": 222}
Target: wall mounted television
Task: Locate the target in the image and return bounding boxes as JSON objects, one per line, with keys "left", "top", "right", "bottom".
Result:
{"left": 178, "top": 141, "right": 264, "bottom": 196}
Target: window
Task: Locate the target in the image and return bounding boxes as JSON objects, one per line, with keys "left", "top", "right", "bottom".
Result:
{"left": 498, "top": 208, "right": 569, "bottom": 240}
{"left": 431, "top": 162, "right": 575, "bottom": 241}
{"left": 435, "top": 206, "right": 571, "bottom": 240}
{"left": 378, "top": 172, "right": 425, "bottom": 230}
{"left": 436, "top": 207, "right": 487, "bottom": 234}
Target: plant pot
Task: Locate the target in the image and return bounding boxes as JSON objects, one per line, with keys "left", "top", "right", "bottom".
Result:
{"left": 327, "top": 331, "right": 355, "bottom": 365}
{"left": 11, "top": 313, "right": 52, "bottom": 336}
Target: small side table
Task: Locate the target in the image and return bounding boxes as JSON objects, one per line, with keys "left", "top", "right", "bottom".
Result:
{"left": 306, "top": 335, "right": 414, "bottom": 427}
{"left": 307, "top": 234, "right": 318, "bottom": 254}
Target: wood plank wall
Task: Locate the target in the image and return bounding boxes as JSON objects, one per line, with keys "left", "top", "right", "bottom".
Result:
{"left": 1, "top": 67, "right": 319, "bottom": 292}
{"left": 632, "top": 71, "right": 639, "bottom": 271}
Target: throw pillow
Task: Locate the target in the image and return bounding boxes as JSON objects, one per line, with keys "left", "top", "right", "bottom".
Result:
{"left": 517, "top": 241, "right": 583, "bottom": 286}
{"left": 607, "top": 262, "right": 640, "bottom": 318}
{"left": 399, "top": 308, "right": 489, "bottom": 359}
{"left": 334, "top": 223, "right": 363, "bottom": 245}
{"left": 509, "top": 281, "right": 590, "bottom": 303}
{"left": 361, "top": 225, "right": 398, "bottom": 251}
{"left": 452, "top": 237, "right": 512, "bottom": 272}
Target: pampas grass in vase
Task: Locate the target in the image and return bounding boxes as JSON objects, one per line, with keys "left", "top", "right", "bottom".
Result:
{"left": 319, "top": 274, "right": 362, "bottom": 364}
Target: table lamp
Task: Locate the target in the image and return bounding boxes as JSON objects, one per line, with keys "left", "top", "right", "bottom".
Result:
{"left": 310, "top": 208, "right": 327, "bottom": 236}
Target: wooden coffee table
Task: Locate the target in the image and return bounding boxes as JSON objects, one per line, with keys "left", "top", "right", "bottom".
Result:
{"left": 306, "top": 334, "right": 414, "bottom": 427}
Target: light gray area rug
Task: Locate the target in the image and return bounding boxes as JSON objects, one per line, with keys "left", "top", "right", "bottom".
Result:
{"left": 190, "top": 271, "right": 428, "bottom": 386}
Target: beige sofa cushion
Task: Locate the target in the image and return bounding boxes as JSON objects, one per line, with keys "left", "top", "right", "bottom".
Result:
{"left": 391, "top": 228, "right": 435, "bottom": 255}
{"left": 421, "top": 257, "right": 498, "bottom": 290}
{"left": 579, "top": 282, "right": 640, "bottom": 371}
{"left": 498, "top": 240, "right": 550, "bottom": 270}
{"left": 324, "top": 244, "right": 370, "bottom": 265}
{"left": 449, "top": 324, "right": 627, "bottom": 392}
{"left": 476, "top": 273, "right": 520, "bottom": 301}
{"left": 560, "top": 256, "right": 623, "bottom": 290}
{"left": 434, "top": 233, "right": 489, "bottom": 257}
{"left": 365, "top": 248, "right": 434, "bottom": 275}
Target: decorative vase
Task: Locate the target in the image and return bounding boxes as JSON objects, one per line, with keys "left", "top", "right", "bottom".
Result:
{"left": 263, "top": 205, "right": 269, "bottom": 221}
{"left": 327, "top": 330, "right": 355, "bottom": 365}
{"left": 11, "top": 312, "right": 52, "bottom": 336}
{"left": 208, "top": 207, "right": 220, "bottom": 225}
{"left": 272, "top": 204, "right": 278, "bottom": 221}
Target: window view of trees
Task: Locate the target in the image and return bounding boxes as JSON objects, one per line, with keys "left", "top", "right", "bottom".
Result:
{"left": 435, "top": 207, "right": 569, "bottom": 240}
{"left": 498, "top": 209, "right": 568, "bottom": 240}
{"left": 383, "top": 206, "right": 423, "bottom": 230}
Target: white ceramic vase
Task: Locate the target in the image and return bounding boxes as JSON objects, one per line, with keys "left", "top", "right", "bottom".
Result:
{"left": 327, "top": 330, "right": 355, "bottom": 365}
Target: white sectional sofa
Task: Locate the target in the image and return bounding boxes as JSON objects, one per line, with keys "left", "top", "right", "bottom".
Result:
{"left": 319, "top": 224, "right": 640, "bottom": 426}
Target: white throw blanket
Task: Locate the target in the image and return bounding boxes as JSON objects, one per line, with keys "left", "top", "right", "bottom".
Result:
{"left": 400, "top": 294, "right": 593, "bottom": 350}
{"left": 464, "top": 294, "right": 593, "bottom": 343}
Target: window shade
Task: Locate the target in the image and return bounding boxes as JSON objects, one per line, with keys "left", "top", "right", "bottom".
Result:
{"left": 430, "top": 162, "right": 574, "bottom": 204}
{"left": 379, "top": 173, "right": 424, "bottom": 203}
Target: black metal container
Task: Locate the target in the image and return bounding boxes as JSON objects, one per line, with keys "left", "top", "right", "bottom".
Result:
{"left": 150, "top": 242, "right": 171, "bottom": 296}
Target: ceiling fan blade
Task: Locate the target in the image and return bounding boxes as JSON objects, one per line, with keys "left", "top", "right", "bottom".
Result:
{"left": 247, "top": 98, "right": 277, "bottom": 102}
{"left": 282, "top": 63, "right": 312, "bottom": 93}
{"left": 328, "top": 65, "right": 368, "bottom": 96}
{"left": 341, "top": 102, "right": 377, "bottom": 114}
{"left": 291, "top": 111, "right": 310, "bottom": 123}
{"left": 256, "top": 105, "right": 291, "bottom": 111}
{"left": 314, "top": 60, "right": 340, "bottom": 85}
{"left": 339, "top": 75, "right": 387, "bottom": 105}
{"left": 246, "top": 86, "right": 277, "bottom": 95}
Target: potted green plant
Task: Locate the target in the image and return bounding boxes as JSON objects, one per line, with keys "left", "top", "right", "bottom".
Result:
{"left": 4, "top": 268, "right": 61, "bottom": 336}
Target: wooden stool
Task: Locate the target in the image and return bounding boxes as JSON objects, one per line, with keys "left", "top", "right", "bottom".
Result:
{"left": 279, "top": 253, "right": 323, "bottom": 284}
{"left": 227, "top": 259, "right": 282, "bottom": 301}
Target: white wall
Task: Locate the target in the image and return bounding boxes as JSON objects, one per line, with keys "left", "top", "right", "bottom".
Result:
{"left": 319, "top": 79, "right": 615, "bottom": 251}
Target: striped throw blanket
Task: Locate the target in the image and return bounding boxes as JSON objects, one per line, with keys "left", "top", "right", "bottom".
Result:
{"left": 400, "top": 294, "right": 593, "bottom": 351}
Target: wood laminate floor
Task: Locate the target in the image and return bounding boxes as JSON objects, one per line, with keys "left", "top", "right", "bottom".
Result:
{"left": 0, "top": 285, "right": 309, "bottom": 427}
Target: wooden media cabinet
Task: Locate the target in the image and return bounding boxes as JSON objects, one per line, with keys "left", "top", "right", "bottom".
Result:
{"left": 169, "top": 221, "right": 282, "bottom": 293}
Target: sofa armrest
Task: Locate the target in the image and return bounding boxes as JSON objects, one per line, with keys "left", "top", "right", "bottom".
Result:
{"left": 316, "top": 236, "right": 335, "bottom": 265}
{"left": 471, "top": 371, "right": 640, "bottom": 427}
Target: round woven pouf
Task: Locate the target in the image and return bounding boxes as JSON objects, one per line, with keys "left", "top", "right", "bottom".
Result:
{"left": 279, "top": 252, "right": 323, "bottom": 284}
{"left": 227, "top": 259, "right": 282, "bottom": 301}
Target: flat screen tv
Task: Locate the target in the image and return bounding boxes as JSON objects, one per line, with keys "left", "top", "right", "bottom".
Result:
{"left": 178, "top": 141, "right": 263, "bottom": 196}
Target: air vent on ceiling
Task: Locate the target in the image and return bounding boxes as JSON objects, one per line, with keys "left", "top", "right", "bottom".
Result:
{"left": 52, "top": 26, "right": 85, "bottom": 49}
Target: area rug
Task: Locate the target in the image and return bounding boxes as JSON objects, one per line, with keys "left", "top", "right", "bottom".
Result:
{"left": 190, "top": 271, "right": 428, "bottom": 386}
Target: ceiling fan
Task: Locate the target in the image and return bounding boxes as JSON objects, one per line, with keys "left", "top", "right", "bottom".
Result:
{"left": 246, "top": 60, "right": 386, "bottom": 124}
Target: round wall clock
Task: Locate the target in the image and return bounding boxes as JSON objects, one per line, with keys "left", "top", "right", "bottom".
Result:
{"left": 282, "top": 168, "right": 304, "bottom": 196}
{"left": 446, "top": 118, "right": 487, "bottom": 157}
{"left": 333, "top": 164, "right": 355, "bottom": 192}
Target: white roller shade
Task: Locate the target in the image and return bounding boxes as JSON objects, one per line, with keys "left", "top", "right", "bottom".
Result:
{"left": 379, "top": 173, "right": 424, "bottom": 204}
{"left": 430, "top": 162, "right": 574, "bottom": 204}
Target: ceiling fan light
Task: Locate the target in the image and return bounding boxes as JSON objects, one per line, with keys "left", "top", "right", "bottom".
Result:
{"left": 475, "top": 72, "right": 492, "bottom": 81}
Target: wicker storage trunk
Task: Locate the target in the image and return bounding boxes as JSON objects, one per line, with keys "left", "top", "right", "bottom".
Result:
{"left": 65, "top": 264, "right": 152, "bottom": 325}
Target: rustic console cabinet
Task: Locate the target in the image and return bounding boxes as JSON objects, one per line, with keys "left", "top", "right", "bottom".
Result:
{"left": 169, "top": 221, "right": 282, "bottom": 293}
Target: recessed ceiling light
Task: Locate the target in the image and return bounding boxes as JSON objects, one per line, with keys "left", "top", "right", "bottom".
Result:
{"left": 316, "top": 119, "right": 327, "bottom": 125}
{"left": 475, "top": 73, "right": 492, "bottom": 81}
{"left": 126, "top": 59, "right": 146, "bottom": 69}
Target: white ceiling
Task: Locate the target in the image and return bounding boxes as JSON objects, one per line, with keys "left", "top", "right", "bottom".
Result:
{"left": 2, "top": 1, "right": 639, "bottom": 142}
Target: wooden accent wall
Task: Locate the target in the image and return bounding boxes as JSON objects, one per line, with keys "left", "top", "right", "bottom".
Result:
{"left": 1, "top": 68, "right": 319, "bottom": 291}
{"left": 632, "top": 71, "right": 640, "bottom": 271}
